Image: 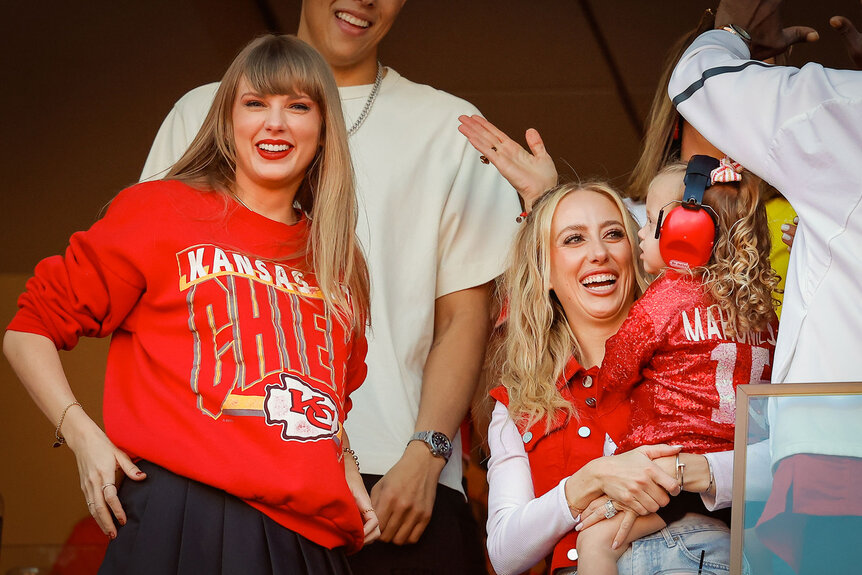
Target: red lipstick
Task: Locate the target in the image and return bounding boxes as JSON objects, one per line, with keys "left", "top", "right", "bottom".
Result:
{"left": 256, "top": 139, "right": 292, "bottom": 160}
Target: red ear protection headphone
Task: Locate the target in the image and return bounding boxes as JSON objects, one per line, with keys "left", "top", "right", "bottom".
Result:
{"left": 654, "top": 155, "right": 720, "bottom": 270}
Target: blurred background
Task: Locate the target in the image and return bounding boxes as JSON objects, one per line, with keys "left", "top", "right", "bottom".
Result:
{"left": 0, "top": 1, "right": 855, "bottom": 572}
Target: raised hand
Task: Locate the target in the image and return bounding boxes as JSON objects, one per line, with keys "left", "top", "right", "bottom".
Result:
{"left": 830, "top": 2, "right": 862, "bottom": 69}
{"left": 715, "top": 0, "right": 819, "bottom": 60}
{"left": 458, "top": 114, "right": 558, "bottom": 211}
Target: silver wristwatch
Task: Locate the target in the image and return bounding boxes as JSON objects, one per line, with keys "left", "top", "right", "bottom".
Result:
{"left": 409, "top": 430, "right": 453, "bottom": 462}
{"left": 721, "top": 24, "right": 751, "bottom": 46}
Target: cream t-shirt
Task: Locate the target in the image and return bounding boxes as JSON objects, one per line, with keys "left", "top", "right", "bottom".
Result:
{"left": 141, "top": 69, "right": 520, "bottom": 493}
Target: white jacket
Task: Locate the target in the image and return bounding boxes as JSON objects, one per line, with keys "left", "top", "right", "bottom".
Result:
{"left": 670, "top": 31, "right": 862, "bottom": 463}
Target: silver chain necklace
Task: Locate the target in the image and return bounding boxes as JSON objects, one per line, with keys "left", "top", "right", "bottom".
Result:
{"left": 347, "top": 62, "right": 383, "bottom": 137}
{"left": 231, "top": 63, "right": 383, "bottom": 210}
{"left": 231, "top": 191, "right": 252, "bottom": 212}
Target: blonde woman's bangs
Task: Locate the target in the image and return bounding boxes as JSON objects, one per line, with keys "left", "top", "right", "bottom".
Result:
{"left": 242, "top": 44, "right": 325, "bottom": 104}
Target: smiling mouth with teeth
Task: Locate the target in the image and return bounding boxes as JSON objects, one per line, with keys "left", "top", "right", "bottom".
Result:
{"left": 336, "top": 11, "right": 371, "bottom": 28}
{"left": 582, "top": 274, "right": 617, "bottom": 288}
{"left": 258, "top": 143, "right": 291, "bottom": 152}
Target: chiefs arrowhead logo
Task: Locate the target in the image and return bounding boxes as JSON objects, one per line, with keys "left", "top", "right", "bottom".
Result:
{"left": 264, "top": 373, "right": 339, "bottom": 442}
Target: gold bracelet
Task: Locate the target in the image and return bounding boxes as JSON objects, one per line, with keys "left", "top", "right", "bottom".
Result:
{"left": 53, "top": 401, "right": 82, "bottom": 448}
{"left": 344, "top": 447, "right": 360, "bottom": 472}
{"left": 567, "top": 501, "right": 583, "bottom": 521}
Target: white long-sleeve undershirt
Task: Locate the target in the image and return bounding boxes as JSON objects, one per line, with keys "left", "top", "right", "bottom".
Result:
{"left": 486, "top": 401, "right": 577, "bottom": 575}
{"left": 485, "top": 400, "right": 748, "bottom": 575}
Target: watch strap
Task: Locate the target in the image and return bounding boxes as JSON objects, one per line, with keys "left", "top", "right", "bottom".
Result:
{"left": 410, "top": 430, "right": 431, "bottom": 444}
{"left": 721, "top": 24, "right": 751, "bottom": 45}
{"left": 409, "top": 430, "right": 452, "bottom": 462}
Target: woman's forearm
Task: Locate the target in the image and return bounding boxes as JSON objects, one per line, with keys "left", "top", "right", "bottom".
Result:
{"left": 702, "top": 451, "right": 731, "bottom": 510}
{"left": 563, "top": 459, "right": 604, "bottom": 516}
{"left": 5, "top": 331, "right": 79, "bottom": 427}
{"left": 3, "top": 330, "right": 104, "bottom": 448}
{"left": 486, "top": 402, "right": 577, "bottom": 575}
{"left": 654, "top": 449, "right": 740, "bottom": 511}
{"left": 487, "top": 478, "right": 575, "bottom": 575}
{"left": 701, "top": 441, "right": 771, "bottom": 510}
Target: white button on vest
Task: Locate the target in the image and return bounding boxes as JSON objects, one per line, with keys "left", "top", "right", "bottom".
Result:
{"left": 578, "top": 426, "right": 591, "bottom": 438}
{"left": 567, "top": 548, "right": 579, "bottom": 561}
{"left": 522, "top": 431, "right": 533, "bottom": 443}
{"left": 582, "top": 375, "right": 593, "bottom": 388}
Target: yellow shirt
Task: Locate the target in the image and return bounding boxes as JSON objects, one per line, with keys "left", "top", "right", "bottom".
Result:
{"left": 765, "top": 197, "right": 797, "bottom": 318}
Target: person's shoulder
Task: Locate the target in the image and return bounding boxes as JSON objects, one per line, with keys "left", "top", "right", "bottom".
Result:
{"left": 387, "top": 69, "right": 482, "bottom": 116}
{"left": 629, "top": 273, "right": 699, "bottom": 324}
{"left": 633, "top": 274, "right": 672, "bottom": 305}
{"left": 650, "top": 271, "right": 700, "bottom": 295}
{"left": 489, "top": 384, "right": 510, "bottom": 406}
{"left": 109, "top": 180, "right": 199, "bottom": 214}
{"left": 173, "top": 82, "right": 220, "bottom": 113}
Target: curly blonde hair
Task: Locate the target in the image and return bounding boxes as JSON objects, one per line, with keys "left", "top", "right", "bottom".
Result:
{"left": 658, "top": 163, "right": 779, "bottom": 338}
{"left": 499, "top": 182, "right": 648, "bottom": 432}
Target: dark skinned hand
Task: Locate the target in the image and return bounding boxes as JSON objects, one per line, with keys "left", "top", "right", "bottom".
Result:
{"left": 715, "top": 0, "right": 818, "bottom": 60}
{"left": 830, "top": 1, "right": 862, "bottom": 69}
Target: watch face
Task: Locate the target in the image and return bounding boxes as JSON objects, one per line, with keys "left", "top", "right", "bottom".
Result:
{"left": 431, "top": 432, "right": 452, "bottom": 456}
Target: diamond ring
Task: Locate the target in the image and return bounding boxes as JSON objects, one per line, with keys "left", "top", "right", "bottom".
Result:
{"left": 604, "top": 499, "right": 618, "bottom": 519}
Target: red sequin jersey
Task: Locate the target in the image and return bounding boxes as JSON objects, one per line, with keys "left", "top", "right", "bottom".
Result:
{"left": 599, "top": 271, "right": 778, "bottom": 454}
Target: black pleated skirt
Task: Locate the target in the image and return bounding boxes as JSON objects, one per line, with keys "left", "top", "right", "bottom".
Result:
{"left": 99, "top": 460, "right": 353, "bottom": 575}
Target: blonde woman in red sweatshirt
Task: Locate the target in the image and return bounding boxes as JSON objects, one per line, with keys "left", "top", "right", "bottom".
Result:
{"left": 5, "top": 34, "right": 376, "bottom": 574}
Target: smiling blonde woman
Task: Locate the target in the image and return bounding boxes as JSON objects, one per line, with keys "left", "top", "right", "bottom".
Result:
{"left": 5, "top": 35, "right": 374, "bottom": 574}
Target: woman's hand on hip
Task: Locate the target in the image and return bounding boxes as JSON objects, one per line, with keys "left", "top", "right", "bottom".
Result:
{"left": 65, "top": 410, "right": 146, "bottom": 538}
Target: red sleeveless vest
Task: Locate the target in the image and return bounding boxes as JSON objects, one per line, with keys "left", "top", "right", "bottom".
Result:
{"left": 490, "top": 356, "right": 630, "bottom": 573}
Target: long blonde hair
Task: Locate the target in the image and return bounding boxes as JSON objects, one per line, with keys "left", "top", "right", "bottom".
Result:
{"left": 499, "top": 182, "right": 648, "bottom": 431}
{"left": 167, "top": 35, "right": 369, "bottom": 333}
{"left": 657, "top": 163, "right": 778, "bottom": 337}
{"left": 627, "top": 9, "right": 715, "bottom": 201}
